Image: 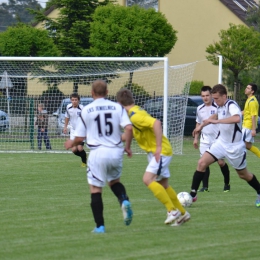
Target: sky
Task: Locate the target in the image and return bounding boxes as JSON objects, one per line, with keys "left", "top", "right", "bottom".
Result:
{"left": 0, "top": 0, "right": 47, "bottom": 7}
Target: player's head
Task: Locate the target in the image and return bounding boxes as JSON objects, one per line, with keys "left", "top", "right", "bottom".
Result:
{"left": 201, "top": 86, "right": 212, "bottom": 93}
{"left": 211, "top": 84, "right": 227, "bottom": 106}
{"left": 247, "top": 83, "right": 257, "bottom": 95}
{"left": 116, "top": 88, "right": 135, "bottom": 106}
{"left": 70, "top": 93, "right": 80, "bottom": 107}
{"left": 92, "top": 79, "right": 107, "bottom": 98}
{"left": 200, "top": 86, "right": 212, "bottom": 105}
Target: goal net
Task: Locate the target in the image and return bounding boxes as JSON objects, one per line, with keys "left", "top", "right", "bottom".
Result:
{"left": 0, "top": 57, "right": 196, "bottom": 154}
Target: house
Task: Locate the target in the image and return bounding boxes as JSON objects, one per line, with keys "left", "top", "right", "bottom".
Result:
{"left": 34, "top": 0, "right": 259, "bottom": 88}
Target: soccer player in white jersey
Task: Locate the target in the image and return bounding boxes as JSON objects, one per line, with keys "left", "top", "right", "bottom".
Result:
{"left": 242, "top": 83, "right": 260, "bottom": 158}
{"left": 117, "top": 88, "right": 190, "bottom": 227}
{"left": 193, "top": 86, "right": 230, "bottom": 192}
{"left": 190, "top": 84, "right": 260, "bottom": 207}
{"left": 64, "top": 80, "right": 133, "bottom": 233}
{"left": 63, "top": 93, "right": 87, "bottom": 167}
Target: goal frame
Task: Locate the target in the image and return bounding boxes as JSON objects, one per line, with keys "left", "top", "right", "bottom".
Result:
{"left": 0, "top": 57, "right": 169, "bottom": 137}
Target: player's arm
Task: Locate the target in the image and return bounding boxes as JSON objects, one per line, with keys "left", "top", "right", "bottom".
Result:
{"left": 123, "top": 124, "right": 133, "bottom": 157}
{"left": 194, "top": 114, "right": 217, "bottom": 133}
{"left": 63, "top": 117, "right": 69, "bottom": 134}
{"left": 251, "top": 115, "right": 257, "bottom": 137}
{"left": 193, "top": 122, "right": 200, "bottom": 149}
{"left": 153, "top": 119, "right": 162, "bottom": 163}
{"left": 214, "top": 114, "right": 240, "bottom": 124}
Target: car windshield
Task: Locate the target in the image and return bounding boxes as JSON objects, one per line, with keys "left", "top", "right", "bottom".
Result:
{"left": 144, "top": 100, "right": 163, "bottom": 112}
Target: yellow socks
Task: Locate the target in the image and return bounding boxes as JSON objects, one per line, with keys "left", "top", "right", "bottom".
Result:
{"left": 249, "top": 145, "right": 260, "bottom": 158}
{"left": 166, "top": 186, "right": 186, "bottom": 215}
{"left": 148, "top": 181, "right": 175, "bottom": 212}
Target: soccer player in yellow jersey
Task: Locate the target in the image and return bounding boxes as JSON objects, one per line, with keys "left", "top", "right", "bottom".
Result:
{"left": 117, "top": 88, "right": 190, "bottom": 226}
{"left": 242, "top": 83, "right": 260, "bottom": 158}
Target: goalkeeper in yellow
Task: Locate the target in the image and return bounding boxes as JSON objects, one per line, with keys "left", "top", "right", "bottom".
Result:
{"left": 117, "top": 88, "right": 190, "bottom": 226}
{"left": 242, "top": 83, "right": 260, "bottom": 158}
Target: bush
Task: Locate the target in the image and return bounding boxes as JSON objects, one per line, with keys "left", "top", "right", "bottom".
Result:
{"left": 189, "top": 80, "right": 204, "bottom": 95}
{"left": 122, "top": 82, "right": 151, "bottom": 107}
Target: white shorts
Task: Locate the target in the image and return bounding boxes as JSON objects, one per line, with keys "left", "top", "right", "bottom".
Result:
{"left": 242, "top": 128, "right": 254, "bottom": 143}
{"left": 146, "top": 153, "right": 172, "bottom": 181}
{"left": 69, "top": 128, "right": 76, "bottom": 140}
{"left": 207, "top": 140, "right": 247, "bottom": 170}
{"left": 199, "top": 142, "right": 211, "bottom": 157}
{"left": 87, "top": 147, "right": 124, "bottom": 187}
{"left": 70, "top": 128, "right": 85, "bottom": 144}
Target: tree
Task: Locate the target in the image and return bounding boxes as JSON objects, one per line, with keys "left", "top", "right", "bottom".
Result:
{"left": 31, "top": 0, "right": 112, "bottom": 57}
{"left": 89, "top": 4, "right": 177, "bottom": 57}
{"left": 206, "top": 24, "right": 260, "bottom": 101}
{"left": 0, "top": 23, "right": 60, "bottom": 96}
{"left": 89, "top": 4, "right": 177, "bottom": 85}
{"left": 0, "top": 23, "right": 60, "bottom": 56}
{"left": 0, "top": 0, "right": 42, "bottom": 32}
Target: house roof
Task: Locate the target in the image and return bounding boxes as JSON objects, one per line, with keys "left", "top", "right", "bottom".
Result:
{"left": 220, "top": 0, "right": 259, "bottom": 23}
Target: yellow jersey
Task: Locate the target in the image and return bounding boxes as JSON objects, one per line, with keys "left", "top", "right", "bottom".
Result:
{"left": 243, "top": 95, "right": 259, "bottom": 130}
{"left": 128, "top": 105, "right": 173, "bottom": 156}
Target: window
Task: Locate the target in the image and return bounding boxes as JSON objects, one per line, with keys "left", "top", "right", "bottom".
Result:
{"left": 126, "top": 0, "right": 158, "bottom": 11}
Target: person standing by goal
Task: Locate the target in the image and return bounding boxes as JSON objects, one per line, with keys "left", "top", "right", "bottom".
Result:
{"left": 35, "top": 103, "right": 52, "bottom": 150}
{"left": 63, "top": 93, "right": 87, "bottom": 167}
{"left": 193, "top": 86, "right": 230, "bottom": 192}
{"left": 117, "top": 88, "right": 190, "bottom": 227}
{"left": 65, "top": 80, "right": 133, "bottom": 233}
{"left": 242, "top": 83, "right": 260, "bottom": 158}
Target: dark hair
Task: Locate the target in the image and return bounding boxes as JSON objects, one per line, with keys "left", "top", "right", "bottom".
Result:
{"left": 201, "top": 86, "right": 212, "bottom": 93}
{"left": 92, "top": 79, "right": 107, "bottom": 97}
{"left": 116, "top": 88, "right": 135, "bottom": 106}
{"left": 70, "top": 93, "right": 80, "bottom": 100}
{"left": 212, "top": 84, "right": 227, "bottom": 95}
{"left": 248, "top": 83, "right": 258, "bottom": 94}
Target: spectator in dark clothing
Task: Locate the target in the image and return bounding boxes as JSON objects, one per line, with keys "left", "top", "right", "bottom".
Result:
{"left": 35, "top": 103, "right": 52, "bottom": 150}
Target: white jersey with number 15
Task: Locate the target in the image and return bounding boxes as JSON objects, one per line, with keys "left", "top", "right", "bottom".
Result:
{"left": 74, "top": 98, "right": 131, "bottom": 149}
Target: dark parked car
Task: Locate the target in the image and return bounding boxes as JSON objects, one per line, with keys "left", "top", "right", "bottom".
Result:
{"left": 143, "top": 96, "right": 203, "bottom": 136}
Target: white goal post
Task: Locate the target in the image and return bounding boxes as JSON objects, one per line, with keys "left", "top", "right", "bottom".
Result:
{"left": 0, "top": 57, "right": 196, "bottom": 154}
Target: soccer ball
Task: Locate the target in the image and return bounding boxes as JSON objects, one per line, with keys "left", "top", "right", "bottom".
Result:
{"left": 177, "top": 192, "right": 193, "bottom": 207}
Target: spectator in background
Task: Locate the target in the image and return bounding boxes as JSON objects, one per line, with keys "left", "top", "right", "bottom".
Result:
{"left": 35, "top": 103, "right": 52, "bottom": 150}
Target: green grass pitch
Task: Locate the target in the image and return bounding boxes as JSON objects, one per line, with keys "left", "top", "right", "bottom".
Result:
{"left": 1, "top": 137, "right": 260, "bottom": 260}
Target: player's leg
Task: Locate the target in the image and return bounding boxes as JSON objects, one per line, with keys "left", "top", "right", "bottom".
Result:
{"left": 190, "top": 151, "right": 216, "bottom": 201}
{"left": 43, "top": 128, "right": 52, "bottom": 150}
{"left": 159, "top": 178, "right": 185, "bottom": 215}
{"left": 226, "top": 141, "right": 260, "bottom": 207}
{"left": 199, "top": 167, "right": 210, "bottom": 192}
{"left": 198, "top": 143, "right": 210, "bottom": 192}
{"left": 217, "top": 159, "right": 230, "bottom": 192}
{"left": 77, "top": 143, "right": 87, "bottom": 167}
{"left": 90, "top": 185, "right": 105, "bottom": 233}
{"left": 236, "top": 168, "right": 260, "bottom": 207}
{"left": 243, "top": 128, "right": 260, "bottom": 158}
{"left": 107, "top": 147, "right": 133, "bottom": 226}
{"left": 37, "top": 128, "right": 42, "bottom": 150}
{"left": 87, "top": 149, "right": 106, "bottom": 233}
{"left": 246, "top": 142, "right": 260, "bottom": 158}
{"left": 144, "top": 154, "right": 181, "bottom": 224}
{"left": 159, "top": 178, "right": 191, "bottom": 226}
